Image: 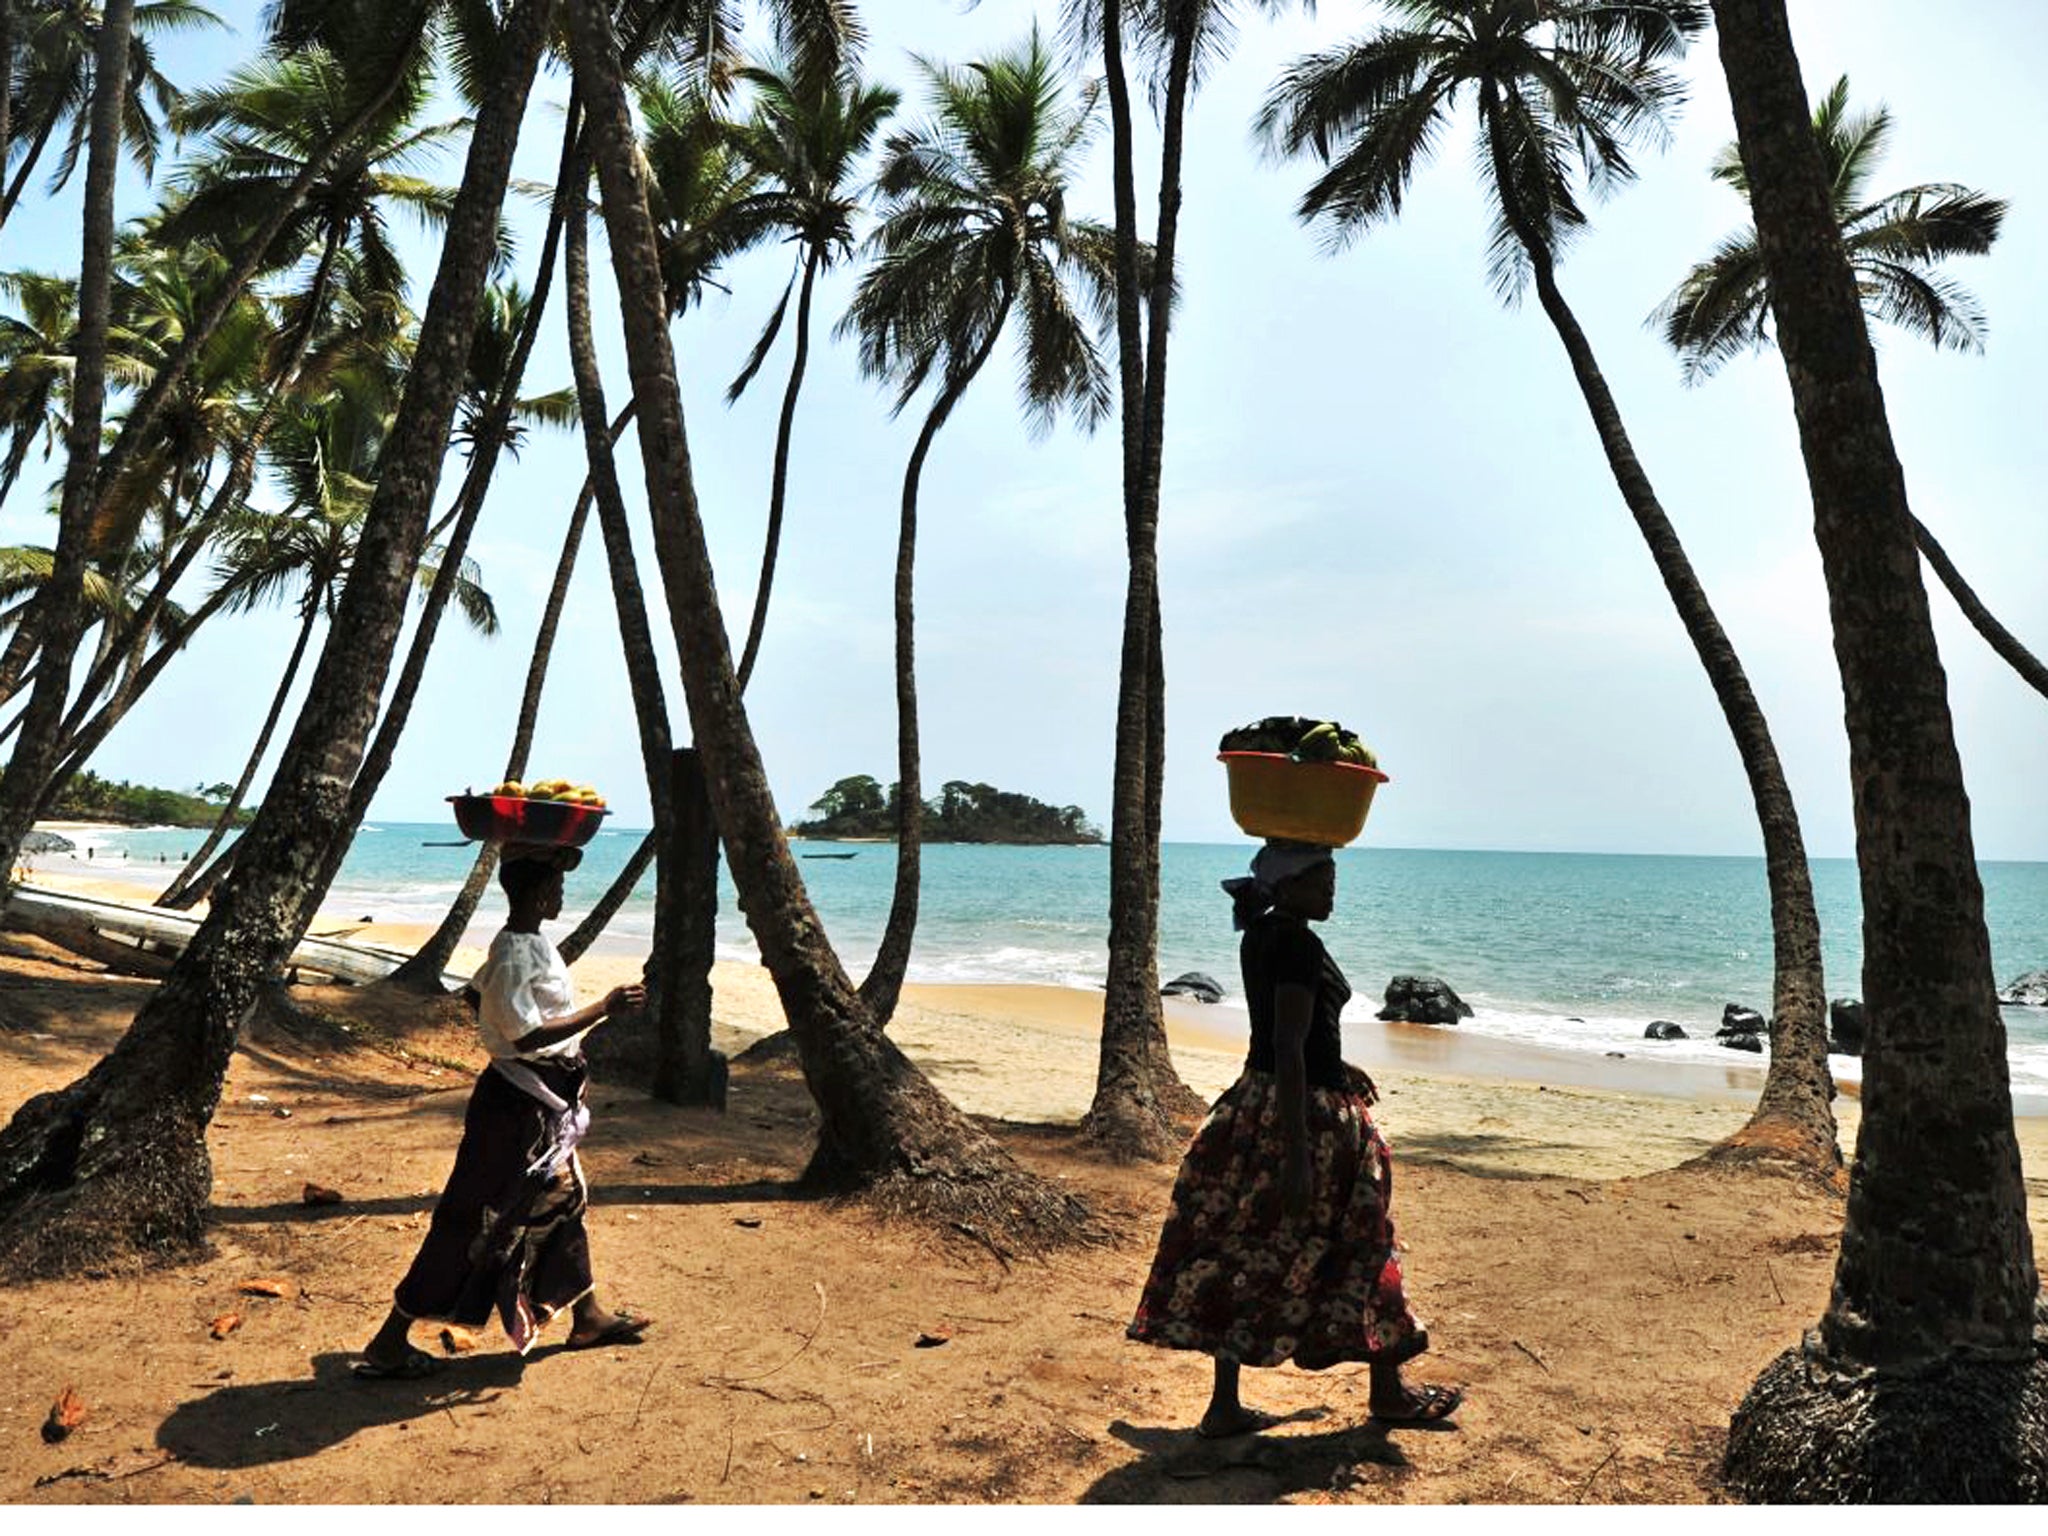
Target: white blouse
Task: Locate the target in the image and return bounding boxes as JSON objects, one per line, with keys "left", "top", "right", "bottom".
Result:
{"left": 471, "top": 929, "right": 582, "bottom": 1062}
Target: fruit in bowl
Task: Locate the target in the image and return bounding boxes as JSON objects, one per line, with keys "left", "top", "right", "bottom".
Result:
{"left": 452, "top": 777, "right": 610, "bottom": 846}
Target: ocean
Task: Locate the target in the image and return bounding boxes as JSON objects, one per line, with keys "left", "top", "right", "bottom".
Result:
{"left": 40, "top": 825, "right": 2048, "bottom": 1097}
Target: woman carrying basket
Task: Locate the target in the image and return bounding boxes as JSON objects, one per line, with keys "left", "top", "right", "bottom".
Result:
{"left": 1127, "top": 839, "right": 1462, "bottom": 1434}
{"left": 356, "top": 846, "right": 650, "bottom": 1378}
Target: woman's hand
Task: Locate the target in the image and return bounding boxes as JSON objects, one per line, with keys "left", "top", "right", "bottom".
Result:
{"left": 603, "top": 982, "right": 646, "bottom": 1018}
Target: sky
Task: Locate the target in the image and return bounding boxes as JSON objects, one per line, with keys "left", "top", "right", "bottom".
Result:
{"left": 4, "top": 0, "right": 2045, "bottom": 861}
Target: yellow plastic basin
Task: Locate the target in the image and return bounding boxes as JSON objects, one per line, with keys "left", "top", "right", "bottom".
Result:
{"left": 1219, "top": 751, "right": 1389, "bottom": 847}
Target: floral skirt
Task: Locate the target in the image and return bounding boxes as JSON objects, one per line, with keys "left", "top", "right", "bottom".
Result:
{"left": 1127, "top": 1070, "right": 1426, "bottom": 1369}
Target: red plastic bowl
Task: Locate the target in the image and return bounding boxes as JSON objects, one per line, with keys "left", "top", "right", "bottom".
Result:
{"left": 448, "top": 793, "right": 609, "bottom": 848}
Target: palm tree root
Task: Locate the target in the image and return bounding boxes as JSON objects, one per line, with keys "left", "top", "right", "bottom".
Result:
{"left": 0, "top": 1069, "right": 212, "bottom": 1281}
{"left": 1692, "top": 1115, "right": 1847, "bottom": 1192}
{"left": 1723, "top": 1330, "right": 2048, "bottom": 1501}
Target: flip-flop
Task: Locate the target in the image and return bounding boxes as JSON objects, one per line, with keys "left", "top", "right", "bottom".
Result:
{"left": 567, "top": 1313, "right": 652, "bottom": 1350}
{"left": 1370, "top": 1383, "right": 1463, "bottom": 1424}
{"left": 352, "top": 1345, "right": 442, "bottom": 1381}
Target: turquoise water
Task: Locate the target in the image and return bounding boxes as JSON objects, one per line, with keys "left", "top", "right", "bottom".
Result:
{"left": 44, "top": 827, "right": 2048, "bottom": 1094}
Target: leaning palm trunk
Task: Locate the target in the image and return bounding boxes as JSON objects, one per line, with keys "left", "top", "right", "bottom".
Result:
{"left": 1480, "top": 99, "right": 1836, "bottom": 1173}
{"left": 384, "top": 410, "right": 626, "bottom": 990}
{"left": 0, "top": 0, "right": 552, "bottom": 1281}
{"left": 558, "top": 827, "right": 656, "bottom": 965}
{"left": 0, "top": 1, "right": 136, "bottom": 902}
{"left": 562, "top": 0, "right": 1086, "bottom": 1237}
{"left": 1086, "top": 6, "right": 1204, "bottom": 1156}
{"left": 1710, "top": 0, "right": 2045, "bottom": 1500}
{"left": 1913, "top": 514, "right": 2048, "bottom": 702}
{"left": 557, "top": 123, "right": 708, "bottom": 1104}
{"left": 157, "top": 602, "right": 321, "bottom": 909}
{"left": 858, "top": 313, "right": 1009, "bottom": 1027}
{"left": 734, "top": 249, "right": 820, "bottom": 692}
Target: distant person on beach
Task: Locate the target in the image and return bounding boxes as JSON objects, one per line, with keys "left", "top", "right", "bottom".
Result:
{"left": 356, "top": 849, "right": 650, "bottom": 1379}
{"left": 1127, "top": 840, "right": 1463, "bottom": 1434}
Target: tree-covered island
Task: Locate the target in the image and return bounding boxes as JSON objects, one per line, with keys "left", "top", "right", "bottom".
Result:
{"left": 793, "top": 775, "right": 1101, "bottom": 845}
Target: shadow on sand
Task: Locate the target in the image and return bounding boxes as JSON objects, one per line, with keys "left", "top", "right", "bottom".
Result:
{"left": 156, "top": 1350, "right": 530, "bottom": 1469}
{"left": 1081, "top": 1413, "right": 1441, "bottom": 1504}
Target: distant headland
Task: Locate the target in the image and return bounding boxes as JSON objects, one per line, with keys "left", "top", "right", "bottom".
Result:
{"left": 790, "top": 775, "right": 1103, "bottom": 845}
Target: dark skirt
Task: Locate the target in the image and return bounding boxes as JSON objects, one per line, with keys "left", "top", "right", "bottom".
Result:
{"left": 1127, "top": 1070, "right": 1426, "bottom": 1369}
{"left": 392, "top": 1057, "right": 594, "bottom": 1354}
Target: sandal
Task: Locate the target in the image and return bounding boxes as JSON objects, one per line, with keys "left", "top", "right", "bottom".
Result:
{"left": 352, "top": 1345, "right": 442, "bottom": 1381}
{"left": 567, "top": 1312, "right": 652, "bottom": 1350}
{"left": 1370, "top": 1383, "right": 1463, "bottom": 1424}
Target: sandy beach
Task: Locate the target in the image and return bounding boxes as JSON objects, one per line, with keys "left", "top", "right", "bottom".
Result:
{"left": 5, "top": 866, "right": 2046, "bottom": 1505}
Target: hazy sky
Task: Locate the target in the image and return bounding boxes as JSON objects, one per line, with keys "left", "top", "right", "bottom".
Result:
{"left": 6, "top": 1, "right": 2044, "bottom": 860}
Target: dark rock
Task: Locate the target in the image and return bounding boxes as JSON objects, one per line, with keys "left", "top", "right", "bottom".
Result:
{"left": 2000, "top": 969, "right": 2048, "bottom": 1007}
{"left": 20, "top": 830, "right": 74, "bottom": 855}
{"left": 1644, "top": 1021, "right": 1687, "bottom": 1041}
{"left": 1719, "top": 1004, "right": 1766, "bottom": 1036}
{"left": 1376, "top": 975, "right": 1473, "bottom": 1026}
{"left": 1160, "top": 971, "right": 1224, "bottom": 1005}
{"left": 1828, "top": 997, "right": 1866, "bottom": 1056}
{"left": 1720, "top": 1033, "right": 1765, "bottom": 1054}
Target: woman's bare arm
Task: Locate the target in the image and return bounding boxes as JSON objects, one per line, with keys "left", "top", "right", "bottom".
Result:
{"left": 1274, "top": 980, "right": 1315, "bottom": 1221}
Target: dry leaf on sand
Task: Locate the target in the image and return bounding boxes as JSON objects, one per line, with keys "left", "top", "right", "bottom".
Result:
{"left": 238, "top": 1277, "right": 296, "bottom": 1299}
{"left": 209, "top": 1312, "right": 243, "bottom": 1340}
{"left": 439, "top": 1327, "right": 479, "bottom": 1355}
{"left": 41, "top": 1386, "right": 87, "bottom": 1443}
{"left": 301, "top": 1182, "right": 344, "bottom": 1206}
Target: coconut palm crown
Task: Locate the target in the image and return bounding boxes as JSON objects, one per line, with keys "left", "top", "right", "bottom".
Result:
{"left": 842, "top": 26, "right": 1120, "bottom": 435}
{"left": 1652, "top": 74, "right": 2007, "bottom": 383}
{"left": 1254, "top": 0, "right": 1707, "bottom": 297}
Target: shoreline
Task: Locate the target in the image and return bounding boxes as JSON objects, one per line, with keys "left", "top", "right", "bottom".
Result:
{"left": 16, "top": 864, "right": 2045, "bottom": 1126}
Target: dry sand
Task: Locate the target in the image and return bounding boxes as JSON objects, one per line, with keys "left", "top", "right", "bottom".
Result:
{"left": 4, "top": 872, "right": 2046, "bottom": 1506}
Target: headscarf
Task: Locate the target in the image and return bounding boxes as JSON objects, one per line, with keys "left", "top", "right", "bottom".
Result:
{"left": 1221, "top": 839, "right": 1335, "bottom": 930}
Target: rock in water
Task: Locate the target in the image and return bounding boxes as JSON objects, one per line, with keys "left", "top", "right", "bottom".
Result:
{"left": 20, "top": 830, "right": 74, "bottom": 855}
{"left": 1644, "top": 1021, "right": 1686, "bottom": 1041}
{"left": 1719, "top": 1003, "right": 1766, "bottom": 1035}
{"left": 1720, "top": 1033, "right": 1765, "bottom": 1054}
{"left": 1999, "top": 969, "right": 2048, "bottom": 1007}
{"left": 1377, "top": 975, "right": 1473, "bottom": 1026}
{"left": 1828, "top": 998, "right": 1866, "bottom": 1056}
{"left": 1160, "top": 971, "right": 1224, "bottom": 1004}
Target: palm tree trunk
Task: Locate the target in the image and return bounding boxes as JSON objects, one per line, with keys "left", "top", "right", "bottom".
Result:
{"left": 562, "top": 0, "right": 1085, "bottom": 1239}
{"left": 734, "top": 248, "right": 819, "bottom": 692}
{"left": 1913, "top": 514, "right": 2048, "bottom": 701}
{"left": 0, "top": 0, "right": 551, "bottom": 1282}
{"left": 1087, "top": 6, "right": 1204, "bottom": 1155}
{"left": 33, "top": 579, "right": 238, "bottom": 816}
{"left": 0, "top": 106, "right": 56, "bottom": 231}
{"left": 1710, "top": 0, "right": 2045, "bottom": 1501}
{"left": 559, "top": 120, "right": 705, "bottom": 1102}
{"left": 0, "top": 0, "right": 134, "bottom": 900}
{"left": 157, "top": 601, "right": 320, "bottom": 909}
{"left": 383, "top": 407, "right": 628, "bottom": 991}
{"left": 558, "top": 827, "right": 655, "bottom": 965}
{"left": 1480, "top": 94, "right": 1837, "bottom": 1173}
{"left": 857, "top": 312, "right": 1009, "bottom": 1027}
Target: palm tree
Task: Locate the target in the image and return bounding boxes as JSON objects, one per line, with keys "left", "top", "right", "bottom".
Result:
{"left": 0, "top": 0, "right": 133, "bottom": 902}
{"left": 839, "top": 29, "right": 1119, "bottom": 1027}
{"left": 560, "top": 0, "right": 1087, "bottom": 1237}
{"left": 1258, "top": 0, "right": 1838, "bottom": 1174}
{"left": 1707, "top": 0, "right": 2046, "bottom": 1501}
{"left": 0, "top": 269, "right": 76, "bottom": 509}
{"left": 1059, "top": 0, "right": 1297, "bottom": 1157}
{"left": 721, "top": 55, "right": 896, "bottom": 688}
{"left": 0, "top": 0, "right": 219, "bottom": 234}
{"left": 0, "top": 0, "right": 553, "bottom": 1280}
{"left": 1654, "top": 76, "right": 2048, "bottom": 705}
